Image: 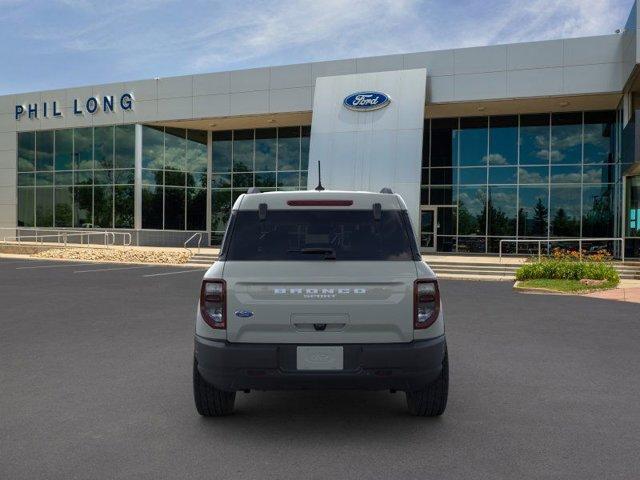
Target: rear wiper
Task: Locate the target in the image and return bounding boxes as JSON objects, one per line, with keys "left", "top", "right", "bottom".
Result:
{"left": 288, "top": 247, "right": 337, "bottom": 260}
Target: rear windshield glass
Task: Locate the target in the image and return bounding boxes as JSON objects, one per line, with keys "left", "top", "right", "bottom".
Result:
{"left": 224, "top": 209, "right": 417, "bottom": 261}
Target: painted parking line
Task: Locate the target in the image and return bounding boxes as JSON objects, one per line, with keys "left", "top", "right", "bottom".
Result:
{"left": 143, "top": 269, "right": 204, "bottom": 277}
{"left": 16, "top": 262, "right": 97, "bottom": 270}
{"left": 74, "top": 265, "right": 163, "bottom": 273}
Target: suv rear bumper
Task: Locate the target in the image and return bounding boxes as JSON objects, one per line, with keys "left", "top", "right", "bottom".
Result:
{"left": 194, "top": 335, "right": 446, "bottom": 392}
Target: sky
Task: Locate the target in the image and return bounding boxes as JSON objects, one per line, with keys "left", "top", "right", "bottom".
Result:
{"left": 0, "top": 0, "right": 636, "bottom": 95}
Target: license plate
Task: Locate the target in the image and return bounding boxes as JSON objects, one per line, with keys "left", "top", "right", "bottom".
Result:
{"left": 296, "top": 346, "right": 343, "bottom": 370}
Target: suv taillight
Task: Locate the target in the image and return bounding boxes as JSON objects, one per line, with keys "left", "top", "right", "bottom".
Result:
{"left": 414, "top": 279, "right": 440, "bottom": 329}
{"left": 200, "top": 280, "right": 226, "bottom": 329}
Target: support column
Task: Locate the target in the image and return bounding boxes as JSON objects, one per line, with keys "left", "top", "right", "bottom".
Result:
{"left": 134, "top": 124, "right": 143, "bottom": 236}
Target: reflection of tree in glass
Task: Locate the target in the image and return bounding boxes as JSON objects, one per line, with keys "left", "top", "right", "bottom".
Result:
{"left": 551, "top": 208, "right": 579, "bottom": 237}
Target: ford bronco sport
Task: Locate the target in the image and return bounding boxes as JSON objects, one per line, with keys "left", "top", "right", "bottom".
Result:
{"left": 193, "top": 189, "right": 448, "bottom": 416}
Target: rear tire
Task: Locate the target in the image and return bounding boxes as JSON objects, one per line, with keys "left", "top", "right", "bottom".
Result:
{"left": 193, "top": 359, "right": 236, "bottom": 416}
{"left": 406, "top": 346, "right": 449, "bottom": 417}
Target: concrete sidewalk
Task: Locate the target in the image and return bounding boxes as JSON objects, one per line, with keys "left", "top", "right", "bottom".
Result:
{"left": 583, "top": 280, "right": 640, "bottom": 304}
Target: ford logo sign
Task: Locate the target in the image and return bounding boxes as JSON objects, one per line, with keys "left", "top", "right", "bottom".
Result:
{"left": 343, "top": 91, "right": 390, "bottom": 111}
{"left": 234, "top": 310, "right": 254, "bottom": 318}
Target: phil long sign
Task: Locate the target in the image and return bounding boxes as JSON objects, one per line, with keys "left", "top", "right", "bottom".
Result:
{"left": 15, "top": 93, "right": 134, "bottom": 120}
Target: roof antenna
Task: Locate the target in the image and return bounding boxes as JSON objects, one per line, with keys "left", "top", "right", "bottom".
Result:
{"left": 315, "top": 161, "right": 325, "bottom": 191}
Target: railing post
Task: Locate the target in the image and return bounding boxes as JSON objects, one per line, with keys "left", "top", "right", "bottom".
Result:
{"left": 579, "top": 239, "right": 582, "bottom": 261}
{"left": 538, "top": 241, "right": 541, "bottom": 261}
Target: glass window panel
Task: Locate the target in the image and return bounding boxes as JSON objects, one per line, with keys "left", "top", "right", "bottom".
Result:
{"left": 582, "top": 184, "right": 614, "bottom": 237}
{"left": 142, "top": 186, "right": 163, "bottom": 229}
{"left": 94, "top": 126, "right": 114, "bottom": 169}
{"left": 277, "top": 127, "right": 300, "bottom": 171}
{"left": 17, "top": 188, "right": 35, "bottom": 227}
{"left": 212, "top": 131, "right": 232, "bottom": 172}
{"left": 233, "top": 172, "right": 253, "bottom": 188}
{"left": 457, "top": 186, "right": 486, "bottom": 236}
{"left": 211, "top": 189, "right": 232, "bottom": 231}
{"left": 457, "top": 236, "right": 486, "bottom": 253}
{"left": 458, "top": 117, "right": 487, "bottom": 166}
{"left": 300, "top": 171, "right": 308, "bottom": 190}
{"left": 584, "top": 111, "right": 615, "bottom": 165}
{"left": 73, "top": 128, "right": 93, "bottom": 170}
{"left": 255, "top": 128, "right": 277, "bottom": 171}
{"left": 74, "top": 185, "right": 93, "bottom": 227}
{"left": 35, "top": 172, "right": 53, "bottom": 186}
{"left": 211, "top": 174, "right": 231, "bottom": 188}
{"left": 420, "top": 186, "right": 429, "bottom": 204}
{"left": 430, "top": 186, "right": 455, "bottom": 205}
{"left": 488, "top": 166, "right": 517, "bottom": 184}
{"left": 437, "top": 207, "right": 457, "bottom": 236}
{"left": 18, "top": 132, "right": 35, "bottom": 172}
{"left": 583, "top": 164, "right": 615, "bottom": 184}
{"left": 431, "top": 118, "right": 457, "bottom": 167}
{"left": 142, "top": 126, "right": 164, "bottom": 169}
{"left": 186, "top": 129, "right": 207, "bottom": 173}
{"left": 255, "top": 172, "right": 276, "bottom": 188}
{"left": 422, "top": 120, "right": 430, "bottom": 168}
{"left": 519, "top": 166, "right": 548, "bottom": 184}
{"left": 519, "top": 114, "right": 549, "bottom": 165}
{"left": 54, "top": 129, "right": 73, "bottom": 170}
{"left": 550, "top": 165, "right": 581, "bottom": 183}
{"left": 113, "top": 169, "right": 134, "bottom": 185}
{"left": 430, "top": 168, "right": 454, "bottom": 185}
{"left": 55, "top": 171, "right": 73, "bottom": 186}
{"left": 277, "top": 171, "right": 299, "bottom": 188}
{"left": 35, "top": 186, "right": 54, "bottom": 227}
{"left": 18, "top": 172, "right": 34, "bottom": 187}
{"left": 488, "top": 186, "right": 517, "bottom": 236}
{"left": 187, "top": 188, "right": 207, "bottom": 231}
{"left": 551, "top": 112, "right": 582, "bottom": 165}
{"left": 186, "top": 171, "right": 207, "bottom": 188}
{"left": 142, "top": 169, "right": 163, "bottom": 186}
{"left": 488, "top": 115, "right": 517, "bottom": 166}
{"left": 164, "top": 170, "right": 185, "bottom": 187}
{"left": 35, "top": 130, "right": 54, "bottom": 171}
{"left": 75, "top": 170, "right": 93, "bottom": 185}
{"left": 165, "top": 127, "right": 186, "bottom": 171}
{"left": 54, "top": 186, "right": 73, "bottom": 227}
{"left": 164, "top": 187, "right": 185, "bottom": 230}
{"left": 233, "top": 129, "right": 253, "bottom": 172}
{"left": 549, "top": 185, "right": 581, "bottom": 237}
{"left": 518, "top": 186, "right": 548, "bottom": 236}
{"left": 114, "top": 185, "right": 134, "bottom": 228}
{"left": 93, "top": 186, "right": 113, "bottom": 228}
{"left": 301, "top": 126, "right": 310, "bottom": 172}
{"left": 626, "top": 176, "right": 640, "bottom": 237}
{"left": 94, "top": 169, "right": 113, "bottom": 185}
{"left": 233, "top": 173, "right": 253, "bottom": 188}
{"left": 459, "top": 167, "right": 486, "bottom": 185}
{"left": 420, "top": 169, "right": 429, "bottom": 185}
{"left": 115, "top": 124, "right": 135, "bottom": 169}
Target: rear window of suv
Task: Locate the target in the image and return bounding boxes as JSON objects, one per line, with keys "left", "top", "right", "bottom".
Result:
{"left": 223, "top": 209, "right": 419, "bottom": 261}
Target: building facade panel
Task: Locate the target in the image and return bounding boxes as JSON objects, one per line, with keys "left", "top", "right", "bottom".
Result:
{"left": 2, "top": 4, "right": 640, "bottom": 255}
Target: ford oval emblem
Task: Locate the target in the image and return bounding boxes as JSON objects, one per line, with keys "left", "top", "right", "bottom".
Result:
{"left": 343, "top": 91, "right": 390, "bottom": 111}
{"left": 234, "top": 310, "right": 254, "bottom": 318}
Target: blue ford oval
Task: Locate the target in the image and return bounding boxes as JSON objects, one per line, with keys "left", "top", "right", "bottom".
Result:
{"left": 343, "top": 91, "right": 390, "bottom": 111}
{"left": 234, "top": 310, "right": 254, "bottom": 318}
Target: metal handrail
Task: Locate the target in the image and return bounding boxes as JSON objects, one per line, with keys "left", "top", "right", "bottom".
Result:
{"left": 2, "top": 230, "right": 132, "bottom": 248}
{"left": 184, "top": 232, "right": 203, "bottom": 254}
{"left": 499, "top": 238, "right": 625, "bottom": 262}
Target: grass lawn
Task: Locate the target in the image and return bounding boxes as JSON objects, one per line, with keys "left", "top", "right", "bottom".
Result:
{"left": 515, "top": 278, "right": 619, "bottom": 293}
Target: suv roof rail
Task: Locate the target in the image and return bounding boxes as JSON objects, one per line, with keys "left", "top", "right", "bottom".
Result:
{"left": 247, "top": 187, "right": 261, "bottom": 194}
{"left": 380, "top": 187, "right": 394, "bottom": 194}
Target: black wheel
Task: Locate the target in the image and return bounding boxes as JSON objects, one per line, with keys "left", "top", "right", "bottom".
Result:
{"left": 193, "top": 358, "right": 236, "bottom": 416}
{"left": 406, "top": 347, "right": 449, "bottom": 417}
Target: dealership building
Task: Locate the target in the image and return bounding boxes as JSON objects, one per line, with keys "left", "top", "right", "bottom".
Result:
{"left": 2, "top": 5, "right": 640, "bottom": 256}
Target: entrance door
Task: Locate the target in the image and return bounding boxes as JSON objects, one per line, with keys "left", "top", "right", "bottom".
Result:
{"left": 420, "top": 207, "right": 437, "bottom": 252}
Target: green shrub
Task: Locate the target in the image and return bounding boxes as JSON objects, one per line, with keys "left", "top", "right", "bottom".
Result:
{"left": 515, "top": 259, "right": 619, "bottom": 283}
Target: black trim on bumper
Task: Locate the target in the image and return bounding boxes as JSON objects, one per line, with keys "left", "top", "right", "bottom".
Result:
{"left": 194, "top": 335, "right": 446, "bottom": 392}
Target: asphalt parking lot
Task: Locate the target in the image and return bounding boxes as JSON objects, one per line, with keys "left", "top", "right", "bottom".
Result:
{"left": 1, "top": 258, "right": 639, "bottom": 480}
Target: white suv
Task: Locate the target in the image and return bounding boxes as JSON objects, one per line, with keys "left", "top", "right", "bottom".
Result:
{"left": 193, "top": 189, "right": 448, "bottom": 416}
